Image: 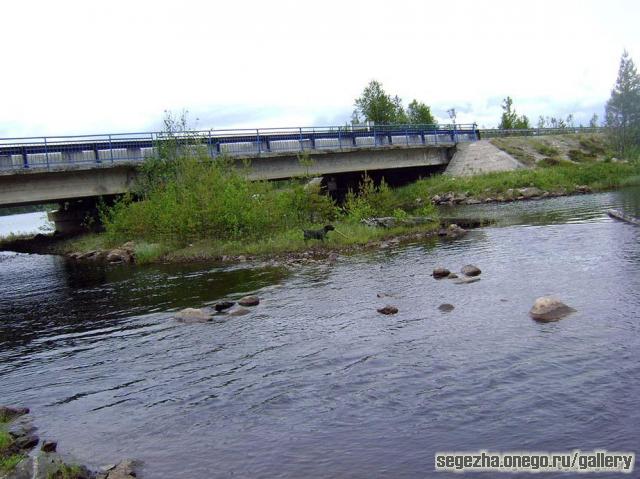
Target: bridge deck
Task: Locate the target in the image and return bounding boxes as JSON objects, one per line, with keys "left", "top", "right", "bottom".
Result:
{"left": 0, "top": 124, "right": 478, "bottom": 172}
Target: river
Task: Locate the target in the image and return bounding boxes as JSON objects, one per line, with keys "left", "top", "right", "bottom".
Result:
{"left": 1, "top": 188, "right": 639, "bottom": 478}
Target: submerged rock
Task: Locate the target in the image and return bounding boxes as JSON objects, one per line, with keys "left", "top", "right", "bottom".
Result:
{"left": 174, "top": 308, "right": 212, "bottom": 323}
{"left": 438, "top": 303, "right": 455, "bottom": 312}
{"left": 227, "top": 307, "right": 251, "bottom": 316}
{"left": 461, "top": 264, "right": 481, "bottom": 277}
{"left": 447, "top": 272, "right": 459, "bottom": 279}
{"left": 529, "top": 296, "right": 576, "bottom": 322}
{"left": 238, "top": 296, "right": 260, "bottom": 307}
{"left": 453, "top": 276, "right": 481, "bottom": 285}
{"left": 377, "top": 305, "right": 399, "bottom": 315}
{"left": 432, "top": 267, "right": 450, "bottom": 279}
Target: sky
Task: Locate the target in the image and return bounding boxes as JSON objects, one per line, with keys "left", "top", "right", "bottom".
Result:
{"left": 1, "top": 0, "right": 639, "bottom": 137}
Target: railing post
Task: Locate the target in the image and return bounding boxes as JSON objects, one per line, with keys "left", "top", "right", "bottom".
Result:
{"left": 256, "top": 129, "right": 261, "bottom": 155}
{"left": 22, "top": 146, "right": 28, "bottom": 169}
{"left": 373, "top": 125, "right": 376, "bottom": 147}
{"left": 109, "top": 135, "right": 114, "bottom": 163}
{"left": 94, "top": 145, "right": 101, "bottom": 164}
{"left": 299, "top": 127, "right": 304, "bottom": 151}
{"left": 405, "top": 126, "right": 409, "bottom": 146}
{"left": 208, "top": 131, "right": 213, "bottom": 158}
{"left": 421, "top": 126, "right": 426, "bottom": 145}
{"left": 338, "top": 127, "right": 342, "bottom": 151}
{"left": 44, "top": 137, "right": 50, "bottom": 169}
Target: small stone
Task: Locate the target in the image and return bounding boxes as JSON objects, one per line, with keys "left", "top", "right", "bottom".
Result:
{"left": 41, "top": 440, "right": 57, "bottom": 453}
{"left": 227, "top": 307, "right": 251, "bottom": 316}
{"left": 214, "top": 301, "right": 235, "bottom": 312}
{"left": 174, "top": 308, "right": 212, "bottom": 323}
{"left": 461, "top": 264, "right": 481, "bottom": 277}
{"left": 432, "top": 267, "right": 450, "bottom": 279}
{"left": 377, "top": 305, "right": 398, "bottom": 315}
{"left": 465, "top": 198, "right": 481, "bottom": 205}
{"left": 237, "top": 255, "right": 247, "bottom": 262}
{"left": 529, "top": 296, "right": 576, "bottom": 322}
{"left": 438, "top": 303, "right": 455, "bottom": 312}
{"left": 238, "top": 296, "right": 260, "bottom": 307}
{"left": 447, "top": 272, "right": 458, "bottom": 279}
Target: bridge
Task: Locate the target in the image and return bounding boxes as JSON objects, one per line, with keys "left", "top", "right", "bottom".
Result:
{"left": 0, "top": 123, "right": 478, "bottom": 232}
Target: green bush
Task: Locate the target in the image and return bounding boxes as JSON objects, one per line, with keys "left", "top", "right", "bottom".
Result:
{"left": 103, "top": 154, "right": 338, "bottom": 245}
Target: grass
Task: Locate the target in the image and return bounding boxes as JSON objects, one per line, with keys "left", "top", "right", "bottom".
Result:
{"left": 46, "top": 463, "right": 87, "bottom": 479}
{"left": 0, "top": 426, "right": 24, "bottom": 474}
{"left": 396, "top": 161, "right": 640, "bottom": 200}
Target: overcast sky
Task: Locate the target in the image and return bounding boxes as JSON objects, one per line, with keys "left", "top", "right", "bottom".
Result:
{"left": 1, "top": 0, "right": 639, "bottom": 136}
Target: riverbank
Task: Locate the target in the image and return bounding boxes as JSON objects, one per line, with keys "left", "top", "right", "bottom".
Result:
{"left": 2, "top": 160, "right": 638, "bottom": 264}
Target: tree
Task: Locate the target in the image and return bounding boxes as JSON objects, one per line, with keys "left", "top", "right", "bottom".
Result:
{"left": 407, "top": 100, "right": 435, "bottom": 125}
{"left": 353, "top": 80, "right": 401, "bottom": 125}
{"left": 589, "top": 114, "right": 599, "bottom": 128}
{"left": 605, "top": 50, "right": 640, "bottom": 155}
{"left": 498, "top": 97, "right": 530, "bottom": 129}
{"left": 353, "top": 80, "right": 433, "bottom": 125}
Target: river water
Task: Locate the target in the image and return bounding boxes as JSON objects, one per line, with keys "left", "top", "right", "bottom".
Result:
{"left": 1, "top": 189, "right": 639, "bottom": 478}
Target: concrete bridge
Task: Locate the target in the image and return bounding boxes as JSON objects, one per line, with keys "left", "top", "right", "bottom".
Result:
{"left": 0, "top": 124, "right": 478, "bottom": 231}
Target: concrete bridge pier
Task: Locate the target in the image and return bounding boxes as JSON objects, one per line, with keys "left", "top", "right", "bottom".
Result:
{"left": 47, "top": 198, "right": 104, "bottom": 235}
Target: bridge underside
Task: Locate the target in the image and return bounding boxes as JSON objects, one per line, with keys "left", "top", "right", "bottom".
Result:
{"left": 0, "top": 145, "right": 453, "bottom": 208}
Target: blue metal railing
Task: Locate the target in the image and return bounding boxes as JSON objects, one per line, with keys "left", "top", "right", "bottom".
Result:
{"left": 0, "top": 123, "right": 479, "bottom": 171}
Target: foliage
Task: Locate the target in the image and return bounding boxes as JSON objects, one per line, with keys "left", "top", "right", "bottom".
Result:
{"left": 407, "top": 100, "right": 435, "bottom": 125}
{"left": 344, "top": 175, "right": 397, "bottom": 221}
{"left": 605, "top": 50, "right": 640, "bottom": 156}
{"left": 46, "top": 463, "right": 87, "bottom": 479}
{"left": 353, "top": 80, "right": 434, "bottom": 125}
{"left": 103, "top": 153, "right": 338, "bottom": 246}
{"left": 498, "top": 97, "right": 530, "bottom": 129}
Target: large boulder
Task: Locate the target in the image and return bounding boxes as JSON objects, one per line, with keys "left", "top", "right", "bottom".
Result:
{"left": 174, "top": 308, "right": 212, "bottom": 323}
{"left": 529, "top": 296, "right": 576, "bottom": 322}
{"left": 461, "top": 264, "right": 481, "bottom": 277}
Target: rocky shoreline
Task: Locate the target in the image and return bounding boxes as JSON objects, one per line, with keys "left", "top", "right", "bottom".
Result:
{"left": 430, "top": 185, "right": 593, "bottom": 206}
{"left": 0, "top": 406, "right": 138, "bottom": 479}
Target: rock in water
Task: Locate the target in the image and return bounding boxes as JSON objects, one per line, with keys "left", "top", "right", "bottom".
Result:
{"left": 377, "top": 305, "right": 399, "bottom": 315}
{"left": 438, "top": 303, "right": 455, "bottom": 312}
{"left": 41, "top": 440, "right": 57, "bottom": 452}
{"left": 214, "top": 301, "right": 235, "bottom": 312}
{"left": 432, "top": 267, "right": 450, "bottom": 279}
{"left": 174, "top": 308, "right": 212, "bottom": 323}
{"left": 529, "top": 296, "right": 576, "bottom": 322}
{"left": 461, "top": 264, "right": 481, "bottom": 277}
{"left": 228, "top": 307, "right": 251, "bottom": 316}
{"left": 238, "top": 296, "right": 260, "bottom": 307}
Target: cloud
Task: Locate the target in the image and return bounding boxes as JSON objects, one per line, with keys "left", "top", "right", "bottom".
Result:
{"left": 0, "top": 0, "right": 637, "bottom": 136}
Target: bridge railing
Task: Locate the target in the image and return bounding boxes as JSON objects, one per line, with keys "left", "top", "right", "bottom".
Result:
{"left": 0, "top": 123, "right": 478, "bottom": 171}
{"left": 479, "top": 126, "right": 605, "bottom": 138}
